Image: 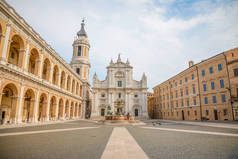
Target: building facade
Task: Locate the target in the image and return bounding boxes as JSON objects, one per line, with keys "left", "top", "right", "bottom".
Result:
{"left": 0, "top": 0, "right": 91, "bottom": 124}
{"left": 153, "top": 48, "right": 238, "bottom": 121}
{"left": 91, "top": 55, "right": 148, "bottom": 118}
{"left": 147, "top": 92, "right": 155, "bottom": 119}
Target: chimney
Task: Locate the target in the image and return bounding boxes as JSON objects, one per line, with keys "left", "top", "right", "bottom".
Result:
{"left": 189, "top": 61, "right": 194, "bottom": 67}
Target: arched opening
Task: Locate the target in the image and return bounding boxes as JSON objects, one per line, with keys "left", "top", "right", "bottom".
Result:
{"left": 70, "top": 102, "right": 74, "bottom": 118}
{"left": 49, "top": 96, "right": 57, "bottom": 120}
{"left": 76, "top": 83, "right": 79, "bottom": 95}
{"left": 135, "top": 109, "right": 139, "bottom": 117}
{"left": 7, "top": 35, "right": 25, "bottom": 68}
{"left": 58, "top": 98, "right": 64, "bottom": 119}
{"left": 66, "top": 75, "right": 71, "bottom": 91}
{"left": 38, "top": 93, "right": 47, "bottom": 121}
{"left": 72, "top": 80, "right": 75, "bottom": 94}
{"left": 42, "top": 58, "right": 51, "bottom": 81}
{"left": 22, "top": 89, "right": 35, "bottom": 122}
{"left": 65, "top": 100, "right": 69, "bottom": 119}
{"left": 80, "top": 85, "right": 83, "bottom": 97}
{"left": 0, "top": 83, "right": 18, "bottom": 124}
{"left": 28, "top": 48, "right": 40, "bottom": 76}
{"left": 52, "top": 65, "right": 59, "bottom": 85}
{"left": 60, "top": 71, "right": 66, "bottom": 88}
{"left": 74, "top": 103, "right": 78, "bottom": 117}
{"left": 101, "top": 108, "right": 105, "bottom": 116}
{"left": 78, "top": 104, "right": 81, "bottom": 117}
{"left": 0, "top": 24, "right": 2, "bottom": 48}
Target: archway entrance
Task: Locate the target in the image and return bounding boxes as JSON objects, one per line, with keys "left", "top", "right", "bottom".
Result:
{"left": 22, "top": 89, "right": 35, "bottom": 122}
{"left": 49, "top": 96, "right": 57, "bottom": 120}
{"left": 65, "top": 100, "right": 69, "bottom": 119}
{"left": 101, "top": 108, "right": 105, "bottom": 116}
{"left": 135, "top": 109, "right": 139, "bottom": 117}
{"left": 0, "top": 83, "right": 18, "bottom": 124}
{"left": 38, "top": 93, "right": 47, "bottom": 121}
{"left": 182, "top": 110, "right": 185, "bottom": 120}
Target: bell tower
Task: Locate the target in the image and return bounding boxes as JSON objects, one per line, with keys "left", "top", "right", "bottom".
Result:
{"left": 71, "top": 19, "right": 90, "bottom": 82}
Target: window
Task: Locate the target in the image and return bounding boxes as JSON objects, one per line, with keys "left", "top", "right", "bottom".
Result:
{"left": 206, "top": 110, "right": 209, "bottom": 116}
{"left": 211, "top": 82, "right": 215, "bottom": 90}
{"left": 220, "top": 80, "right": 224, "bottom": 88}
{"left": 101, "top": 93, "right": 105, "bottom": 97}
{"left": 101, "top": 109, "right": 105, "bottom": 116}
{"left": 218, "top": 64, "right": 222, "bottom": 71}
{"left": 180, "top": 80, "right": 182, "bottom": 85}
{"left": 187, "top": 100, "right": 189, "bottom": 106}
{"left": 134, "top": 94, "right": 138, "bottom": 98}
{"left": 176, "top": 91, "right": 178, "bottom": 98}
{"left": 168, "top": 104, "right": 169, "bottom": 108}
{"left": 175, "top": 82, "right": 177, "bottom": 87}
{"left": 222, "top": 94, "right": 226, "bottom": 103}
{"left": 231, "top": 53, "right": 234, "bottom": 57}
{"left": 209, "top": 67, "right": 213, "bottom": 74}
{"left": 118, "top": 81, "right": 122, "bottom": 87}
{"left": 76, "top": 68, "right": 80, "bottom": 75}
{"left": 193, "top": 87, "right": 196, "bottom": 94}
{"left": 181, "top": 100, "right": 184, "bottom": 106}
{"left": 77, "top": 46, "right": 82, "bottom": 56}
{"left": 212, "top": 96, "right": 216, "bottom": 104}
{"left": 186, "top": 88, "right": 189, "bottom": 95}
{"left": 176, "top": 101, "right": 178, "bottom": 107}
{"left": 224, "top": 109, "right": 228, "bottom": 116}
{"left": 180, "top": 89, "right": 183, "bottom": 97}
{"left": 172, "top": 102, "right": 174, "bottom": 108}
{"left": 234, "top": 68, "right": 238, "bottom": 77}
{"left": 192, "top": 74, "right": 194, "bottom": 80}
{"left": 194, "top": 110, "right": 197, "bottom": 116}
{"left": 202, "top": 70, "right": 205, "bottom": 76}
{"left": 204, "top": 96, "right": 208, "bottom": 104}
{"left": 203, "top": 84, "right": 207, "bottom": 91}
{"left": 118, "top": 93, "right": 121, "bottom": 98}
{"left": 193, "top": 99, "right": 196, "bottom": 105}
{"left": 185, "top": 77, "right": 188, "bottom": 83}
{"left": 170, "top": 84, "right": 173, "bottom": 88}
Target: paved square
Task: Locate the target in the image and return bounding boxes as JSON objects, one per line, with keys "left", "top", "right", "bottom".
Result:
{"left": 0, "top": 120, "right": 238, "bottom": 159}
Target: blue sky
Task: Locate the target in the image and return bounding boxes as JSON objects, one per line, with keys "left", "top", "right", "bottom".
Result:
{"left": 6, "top": 0, "right": 238, "bottom": 91}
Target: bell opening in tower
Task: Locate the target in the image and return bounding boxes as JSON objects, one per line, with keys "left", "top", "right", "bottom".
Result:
{"left": 78, "top": 46, "right": 82, "bottom": 56}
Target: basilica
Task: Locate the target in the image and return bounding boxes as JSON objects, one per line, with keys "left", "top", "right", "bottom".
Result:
{"left": 91, "top": 55, "right": 148, "bottom": 118}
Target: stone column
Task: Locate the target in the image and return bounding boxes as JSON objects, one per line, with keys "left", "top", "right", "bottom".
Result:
{"left": 17, "top": 85, "right": 25, "bottom": 123}
{"left": 23, "top": 40, "right": 30, "bottom": 71}
{"left": 46, "top": 94, "right": 50, "bottom": 121}
{"left": 34, "top": 90, "right": 40, "bottom": 122}
{"left": 62, "top": 101, "right": 66, "bottom": 120}
{"left": 57, "top": 69, "right": 61, "bottom": 87}
{"left": 55, "top": 99, "right": 59, "bottom": 120}
{"left": 49, "top": 63, "right": 53, "bottom": 83}
{"left": 1, "top": 22, "right": 11, "bottom": 61}
{"left": 38, "top": 51, "right": 44, "bottom": 78}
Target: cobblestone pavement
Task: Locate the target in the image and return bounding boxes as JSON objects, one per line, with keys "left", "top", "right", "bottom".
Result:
{"left": 0, "top": 120, "right": 238, "bottom": 159}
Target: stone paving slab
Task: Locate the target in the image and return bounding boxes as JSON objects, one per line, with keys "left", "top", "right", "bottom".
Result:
{"left": 101, "top": 127, "right": 149, "bottom": 159}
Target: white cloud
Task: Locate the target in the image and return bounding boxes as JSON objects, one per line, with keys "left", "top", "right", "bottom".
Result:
{"left": 6, "top": 0, "right": 238, "bottom": 91}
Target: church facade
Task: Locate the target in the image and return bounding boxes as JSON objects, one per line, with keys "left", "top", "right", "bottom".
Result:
{"left": 91, "top": 55, "right": 148, "bottom": 118}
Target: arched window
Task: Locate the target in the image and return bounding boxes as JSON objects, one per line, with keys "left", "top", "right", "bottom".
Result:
{"left": 52, "top": 65, "right": 59, "bottom": 85}
{"left": 67, "top": 75, "right": 71, "bottom": 91}
{"left": 42, "top": 58, "right": 51, "bottom": 81}
{"left": 7, "top": 35, "right": 25, "bottom": 68}
{"left": 28, "top": 48, "right": 40, "bottom": 75}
